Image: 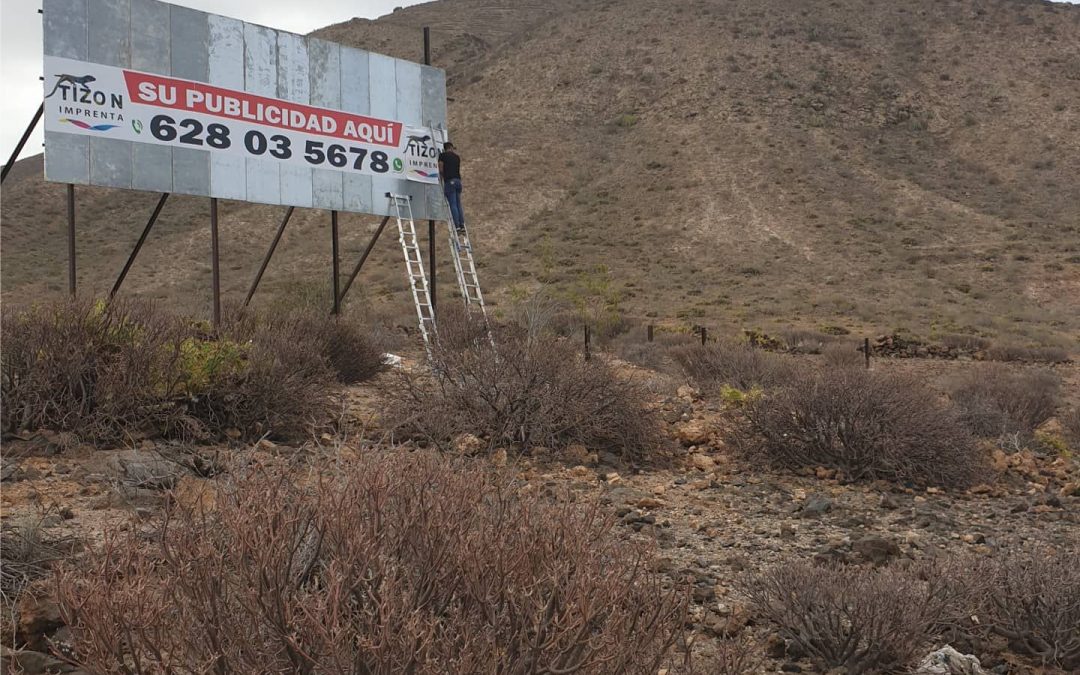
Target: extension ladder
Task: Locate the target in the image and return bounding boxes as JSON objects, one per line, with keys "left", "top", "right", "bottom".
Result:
{"left": 388, "top": 193, "right": 436, "bottom": 352}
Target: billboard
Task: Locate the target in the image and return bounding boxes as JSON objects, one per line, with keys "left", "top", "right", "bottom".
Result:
{"left": 42, "top": 0, "right": 449, "bottom": 220}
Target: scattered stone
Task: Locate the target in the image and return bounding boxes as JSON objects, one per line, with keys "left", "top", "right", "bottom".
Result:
{"left": 800, "top": 493, "right": 832, "bottom": 518}
{"left": 914, "top": 645, "right": 985, "bottom": 674}
{"left": 879, "top": 492, "right": 900, "bottom": 510}
{"left": 636, "top": 497, "right": 665, "bottom": 509}
{"left": 453, "top": 434, "right": 485, "bottom": 455}
{"left": 781, "top": 664, "right": 803, "bottom": 673}
{"left": 690, "top": 453, "right": 715, "bottom": 472}
{"left": 961, "top": 533, "right": 986, "bottom": 545}
{"left": 815, "top": 466, "right": 836, "bottom": 480}
{"left": 568, "top": 465, "right": 593, "bottom": 480}
{"left": 676, "top": 385, "right": 699, "bottom": 401}
{"left": 780, "top": 522, "right": 796, "bottom": 539}
{"left": 675, "top": 419, "right": 711, "bottom": 446}
{"left": 853, "top": 535, "right": 901, "bottom": 565}
{"left": 1, "top": 461, "right": 16, "bottom": 482}
{"left": 108, "top": 450, "right": 184, "bottom": 490}
{"left": 15, "top": 593, "right": 64, "bottom": 652}
{"left": 604, "top": 472, "right": 621, "bottom": 484}
{"left": 491, "top": 448, "right": 508, "bottom": 467}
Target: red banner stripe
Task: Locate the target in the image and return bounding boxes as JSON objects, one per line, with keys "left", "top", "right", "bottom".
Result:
{"left": 123, "top": 70, "right": 402, "bottom": 147}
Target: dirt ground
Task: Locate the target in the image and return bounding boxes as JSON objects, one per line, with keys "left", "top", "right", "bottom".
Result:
{"left": 2, "top": 354, "right": 1078, "bottom": 673}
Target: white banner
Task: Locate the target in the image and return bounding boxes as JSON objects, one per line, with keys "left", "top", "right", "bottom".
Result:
{"left": 43, "top": 55, "right": 443, "bottom": 184}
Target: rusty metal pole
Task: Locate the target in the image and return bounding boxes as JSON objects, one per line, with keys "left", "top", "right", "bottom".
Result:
{"left": 338, "top": 215, "right": 391, "bottom": 305}
{"left": 244, "top": 206, "right": 294, "bottom": 307}
{"left": 110, "top": 193, "right": 169, "bottom": 299}
{"left": 67, "top": 184, "right": 76, "bottom": 296}
{"left": 331, "top": 210, "right": 341, "bottom": 315}
{"left": 647, "top": 324, "right": 654, "bottom": 342}
{"left": 701, "top": 326, "right": 708, "bottom": 346}
{"left": 0, "top": 103, "right": 44, "bottom": 184}
{"left": 210, "top": 198, "right": 221, "bottom": 329}
{"left": 423, "top": 26, "right": 437, "bottom": 320}
{"left": 584, "top": 324, "right": 591, "bottom": 361}
{"left": 864, "top": 337, "right": 871, "bottom": 370}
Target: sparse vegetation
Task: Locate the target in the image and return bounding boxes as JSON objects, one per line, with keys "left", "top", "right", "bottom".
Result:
{"left": 745, "top": 560, "right": 958, "bottom": 674}
{"left": 736, "top": 365, "right": 986, "bottom": 487}
{"left": 947, "top": 364, "right": 1060, "bottom": 440}
{"left": 1, "top": 298, "right": 384, "bottom": 443}
{"left": 672, "top": 341, "right": 794, "bottom": 392}
{"left": 55, "top": 450, "right": 690, "bottom": 673}
{"left": 386, "top": 313, "right": 661, "bottom": 460}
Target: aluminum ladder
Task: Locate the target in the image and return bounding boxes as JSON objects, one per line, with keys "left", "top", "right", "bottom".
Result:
{"left": 388, "top": 193, "right": 435, "bottom": 351}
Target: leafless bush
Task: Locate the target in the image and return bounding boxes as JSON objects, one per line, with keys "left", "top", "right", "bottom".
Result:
{"left": 946, "top": 364, "right": 1060, "bottom": 440}
{"left": 745, "top": 561, "right": 956, "bottom": 674}
{"left": 386, "top": 314, "right": 662, "bottom": 460}
{"left": 986, "top": 344, "right": 1070, "bottom": 363}
{"left": 940, "top": 333, "right": 991, "bottom": 352}
{"left": 2, "top": 515, "right": 75, "bottom": 647}
{"left": 672, "top": 341, "right": 795, "bottom": 392}
{"left": 964, "top": 550, "right": 1080, "bottom": 669}
{"left": 55, "top": 450, "right": 690, "bottom": 674}
{"left": 1, "top": 299, "right": 352, "bottom": 443}
{"left": 1064, "top": 408, "right": 1080, "bottom": 447}
{"left": 710, "top": 633, "right": 762, "bottom": 675}
{"left": 778, "top": 328, "right": 833, "bottom": 354}
{"left": 1, "top": 298, "right": 188, "bottom": 442}
{"left": 609, "top": 327, "right": 696, "bottom": 374}
{"left": 737, "top": 366, "right": 986, "bottom": 487}
{"left": 822, "top": 341, "right": 864, "bottom": 369}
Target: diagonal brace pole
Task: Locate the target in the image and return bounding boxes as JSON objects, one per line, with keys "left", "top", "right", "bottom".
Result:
{"left": 110, "top": 193, "right": 169, "bottom": 299}
{"left": 1, "top": 103, "right": 44, "bottom": 184}
{"left": 243, "top": 206, "right": 294, "bottom": 307}
{"left": 337, "top": 215, "right": 391, "bottom": 305}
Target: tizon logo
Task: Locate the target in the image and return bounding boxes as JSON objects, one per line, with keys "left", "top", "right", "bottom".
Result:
{"left": 404, "top": 134, "right": 438, "bottom": 159}
{"left": 48, "top": 70, "right": 125, "bottom": 131}
{"left": 45, "top": 74, "right": 97, "bottom": 99}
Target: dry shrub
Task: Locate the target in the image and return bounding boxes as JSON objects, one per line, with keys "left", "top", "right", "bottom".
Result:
{"left": 737, "top": 366, "right": 986, "bottom": 487}
{"left": 387, "top": 314, "right": 662, "bottom": 460}
{"left": 1, "top": 298, "right": 188, "bottom": 442}
{"left": 55, "top": 450, "right": 690, "bottom": 673}
{"left": 1, "top": 298, "right": 377, "bottom": 443}
{"left": 962, "top": 550, "right": 1080, "bottom": 669}
{"left": 822, "top": 341, "right": 865, "bottom": 369}
{"left": 940, "top": 333, "right": 991, "bottom": 352}
{"left": 610, "top": 327, "right": 697, "bottom": 374}
{"left": 947, "top": 364, "right": 1060, "bottom": 440}
{"left": 2, "top": 516, "right": 73, "bottom": 645}
{"left": 1064, "top": 407, "right": 1080, "bottom": 447}
{"left": 778, "top": 328, "right": 834, "bottom": 354}
{"left": 986, "top": 344, "right": 1070, "bottom": 364}
{"left": 672, "top": 341, "right": 794, "bottom": 392}
{"left": 745, "top": 561, "right": 956, "bottom": 674}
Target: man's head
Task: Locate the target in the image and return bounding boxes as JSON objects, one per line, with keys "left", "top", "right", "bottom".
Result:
{"left": 444, "top": 142, "right": 455, "bottom": 151}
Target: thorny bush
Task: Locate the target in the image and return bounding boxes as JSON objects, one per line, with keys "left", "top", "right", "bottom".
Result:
{"left": 386, "top": 313, "right": 662, "bottom": 460}
{"left": 672, "top": 341, "right": 795, "bottom": 392}
{"left": 1, "top": 298, "right": 384, "bottom": 443}
{"left": 745, "top": 560, "right": 963, "bottom": 675}
{"left": 946, "top": 364, "right": 1060, "bottom": 441}
{"left": 736, "top": 365, "right": 987, "bottom": 487}
{"left": 55, "top": 450, "right": 691, "bottom": 674}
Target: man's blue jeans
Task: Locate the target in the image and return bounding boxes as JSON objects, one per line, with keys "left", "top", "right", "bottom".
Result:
{"left": 443, "top": 179, "right": 465, "bottom": 228}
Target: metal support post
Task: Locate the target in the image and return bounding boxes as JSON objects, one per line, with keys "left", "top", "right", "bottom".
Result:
{"left": 331, "top": 210, "right": 341, "bottom": 315}
{"left": 429, "top": 219, "right": 437, "bottom": 318}
{"left": 67, "top": 184, "right": 76, "bottom": 296}
{"left": 338, "top": 215, "right": 391, "bottom": 305}
{"left": 0, "top": 103, "right": 44, "bottom": 184}
{"left": 110, "top": 193, "right": 169, "bottom": 298}
{"left": 244, "top": 206, "right": 294, "bottom": 307}
{"left": 210, "top": 198, "right": 221, "bottom": 329}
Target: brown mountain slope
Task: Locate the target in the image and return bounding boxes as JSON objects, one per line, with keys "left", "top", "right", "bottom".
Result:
{"left": 3, "top": 0, "right": 1079, "bottom": 348}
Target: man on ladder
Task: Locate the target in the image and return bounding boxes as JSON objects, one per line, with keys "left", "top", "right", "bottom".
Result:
{"left": 438, "top": 141, "right": 465, "bottom": 232}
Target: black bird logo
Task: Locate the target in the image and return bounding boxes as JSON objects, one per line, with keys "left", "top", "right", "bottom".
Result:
{"left": 45, "top": 74, "right": 96, "bottom": 98}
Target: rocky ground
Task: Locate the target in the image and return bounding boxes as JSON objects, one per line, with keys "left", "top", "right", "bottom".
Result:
{"left": 2, "top": 358, "right": 1078, "bottom": 674}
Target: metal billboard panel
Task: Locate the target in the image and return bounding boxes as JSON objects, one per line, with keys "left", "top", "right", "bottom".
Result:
{"left": 42, "top": 0, "right": 448, "bottom": 219}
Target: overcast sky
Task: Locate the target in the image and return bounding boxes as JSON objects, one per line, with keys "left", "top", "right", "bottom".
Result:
{"left": 0, "top": 0, "right": 424, "bottom": 162}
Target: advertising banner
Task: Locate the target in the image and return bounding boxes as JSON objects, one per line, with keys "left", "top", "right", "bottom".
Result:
{"left": 44, "top": 55, "right": 443, "bottom": 185}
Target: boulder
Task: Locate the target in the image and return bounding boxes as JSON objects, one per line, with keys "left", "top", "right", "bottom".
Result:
{"left": 15, "top": 593, "right": 64, "bottom": 652}
{"left": 852, "top": 535, "right": 901, "bottom": 566}
{"left": 914, "top": 646, "right": 985, "bottom": 674}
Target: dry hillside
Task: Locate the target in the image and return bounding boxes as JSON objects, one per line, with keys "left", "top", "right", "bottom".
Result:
{"left": 3, "top": 0, "right": 1079, "bottom": 348}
